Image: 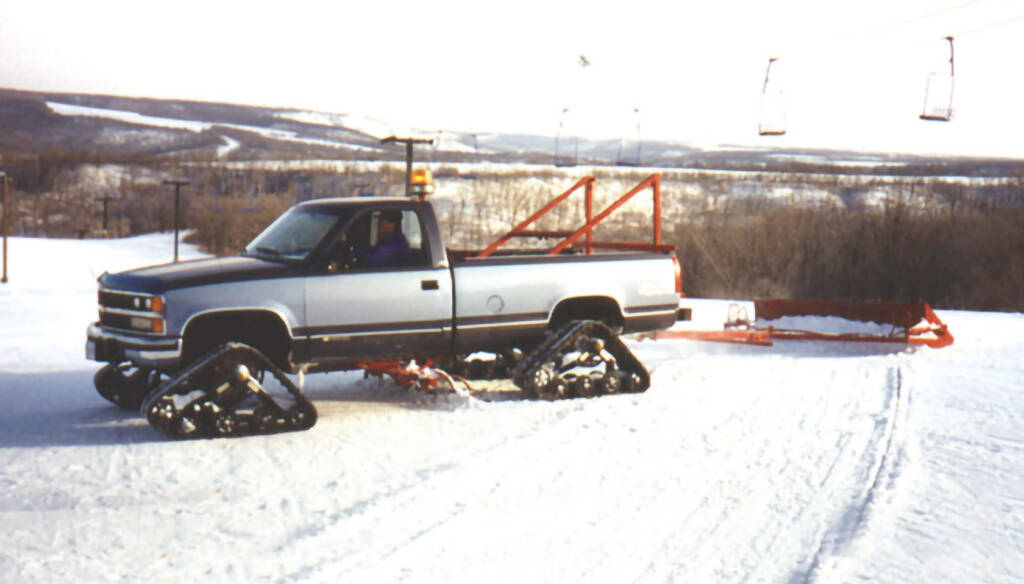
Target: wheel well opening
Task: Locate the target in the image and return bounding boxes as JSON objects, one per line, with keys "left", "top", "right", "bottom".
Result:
{"left": 182, "top": 311, "right": 291, "bottom": 369}
{"left": 549, "top": 297, "right": 624, "bottom": 331}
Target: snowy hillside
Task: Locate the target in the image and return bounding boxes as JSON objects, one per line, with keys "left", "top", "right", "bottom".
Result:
{"left": 0, "top": 234, "right": 1022, "bottom": 583}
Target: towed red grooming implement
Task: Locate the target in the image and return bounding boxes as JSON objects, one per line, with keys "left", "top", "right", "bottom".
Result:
{"left": 659, "top": 298, "right": 954, "bottom": 349}
{"left": 463, "top": 172, "right": 953, "bottom": 351}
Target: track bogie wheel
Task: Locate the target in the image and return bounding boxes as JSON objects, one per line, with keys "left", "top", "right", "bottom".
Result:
{"left": 528, "top": 364, "right": 555, "bottom": 394}
{"left": 540, "top": 377, "right": 569, "bottom": 400}
{"left": 255, "top": 408, "right": 280, "bottom": 433}
{"left": 600, "top": 370, "right": 622, "bottom": 394}
{"left": 574, "top": 375, "right": 596, "bottom": 398}
{"left": 214, "top": 411, "right": 239, "bottom": 436}
{"left": 288, "top": 404, "right": 316, "bottom": 431}
{"left": 622, "top": 371, "right": 646, "bottom": 393}
{"left": 177, "top": 412, "right": 204, "bottom": 438}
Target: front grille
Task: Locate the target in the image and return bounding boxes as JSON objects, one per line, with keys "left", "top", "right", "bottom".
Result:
{"left": 98, "top": 290, "right": 136, "bottom": 310}
{"left": 96, "top": 289, "right": 165, "bottom": 335}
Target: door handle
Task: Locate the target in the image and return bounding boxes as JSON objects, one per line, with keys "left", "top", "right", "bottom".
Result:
{"left": 421, "top": 279, "right": 439, "bottom": 290}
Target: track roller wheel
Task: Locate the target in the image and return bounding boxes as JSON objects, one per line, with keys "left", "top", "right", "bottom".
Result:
{"left": 599, "top": 370, "right": 622, "bottom": 395}
{"left": 527, "top": 364, "right": 556, "bottom": 394}
{"left": 621, "top": 371, "right": 646, "bottom": 393}
{"left": 147, "top": 396, "right": 179, "bottom": 435}
{"left": 539, "top": 377, "right": 569, "bottom": 400}
{"left": 178, "top": 411, "right": 204, "bottom": 438}
{"left": 214, "top": 411, "right": 239, "bottom": 436}
{"left": 254, "top": 408, "right": 280, "bottom": 433}
{"left": 288, "top": 404, "right": 317, "bottom": 431}
{"left": 574, "top": 375, "right": 596, "bottom": 398}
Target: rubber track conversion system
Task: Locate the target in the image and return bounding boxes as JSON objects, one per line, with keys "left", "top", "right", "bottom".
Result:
{"left": 140, "top": 343, "right": 317, "bottom": 440}
{"left": 510, "top": 320, "right": 650, "bottom": 399}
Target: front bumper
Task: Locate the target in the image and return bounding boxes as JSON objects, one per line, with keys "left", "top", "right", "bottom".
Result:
{"left": 86, "top": 323, "right": 182, "bottom": 369}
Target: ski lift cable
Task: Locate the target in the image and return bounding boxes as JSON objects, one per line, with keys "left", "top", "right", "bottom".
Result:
{"left": 952, "top": 12, "right": 1024, "bottom": 37}
{"left": 830, "top": 0, "right": 989, "bottom": 48}
{"left": 777, "top": 0, "right": 1018, "bottom": 66}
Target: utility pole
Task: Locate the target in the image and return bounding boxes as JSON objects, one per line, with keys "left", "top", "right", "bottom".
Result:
{"left": 1, "top": 171, "right": 8, "bottom": 284}
{"left": 163, "top": 179, "right": 190, "bottom": 262}
{"left": 380, "top": 136, "right": 433, "bottom": 197}
{"left": 97, "top": 195, "right": 115, "bottom": 237}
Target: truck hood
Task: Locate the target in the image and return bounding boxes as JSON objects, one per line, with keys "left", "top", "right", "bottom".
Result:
{"left": 98, "top": 256, "right": 304, "bottom": 294}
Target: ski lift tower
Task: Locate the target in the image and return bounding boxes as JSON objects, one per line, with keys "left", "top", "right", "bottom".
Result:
{"left": 1, "top": 170, "right": 8, "bottom": 284}
{"left": 920, "top": 36, "right": 955, "bottom": 121}
{"left": 554, "top": 108, "right": 578, "bottom": 167}
{"left": 616, "top": 108, "right": 643, "bottom": 166}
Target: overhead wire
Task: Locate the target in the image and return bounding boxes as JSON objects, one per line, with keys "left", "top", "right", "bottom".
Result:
{"left": 777, "top": 0, "right": 1017, "bottom": 65}
{"left": 953, "top": 12, "right": 1024, "bottom": 37}
{"left": 832, "top": 0, "right": 990, "bottom": 47}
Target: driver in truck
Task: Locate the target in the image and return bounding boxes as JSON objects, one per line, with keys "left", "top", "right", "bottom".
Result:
{"left": 364, "top": 210, "right": 410, "bottom": 267}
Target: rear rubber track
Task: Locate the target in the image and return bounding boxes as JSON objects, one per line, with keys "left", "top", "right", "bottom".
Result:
{"left": 510, "top": 320, "right": 650, "bottom": 400}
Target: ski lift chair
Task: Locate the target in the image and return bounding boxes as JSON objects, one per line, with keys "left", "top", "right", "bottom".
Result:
{"left": 920, "top": 36, "right": 955, "bottom": 121}
{"left": 759, "top": 57, "right": 787, "bottom": 136}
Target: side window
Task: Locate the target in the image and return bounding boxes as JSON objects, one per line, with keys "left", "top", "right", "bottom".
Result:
{"left": 322, "top": 208, "right": 429, "bottom": 272}
{"left": 398, "top": 210, "right": 426, "bottom": 264}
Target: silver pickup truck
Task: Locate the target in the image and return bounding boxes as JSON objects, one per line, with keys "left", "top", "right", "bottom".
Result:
{"left": 86, "top": 195, "right": 681, "bottom": 438}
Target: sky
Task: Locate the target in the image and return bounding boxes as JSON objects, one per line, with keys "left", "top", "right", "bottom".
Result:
{"left": 2, "top": 0, "right": 1023, "bottom": 157}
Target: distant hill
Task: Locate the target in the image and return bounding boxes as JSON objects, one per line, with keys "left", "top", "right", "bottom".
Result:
{"left": 2, "top": 87, "right": 1023, "bottom": 176}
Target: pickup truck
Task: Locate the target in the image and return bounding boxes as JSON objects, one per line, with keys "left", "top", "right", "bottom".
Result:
{"left": 86, "top": 194, "right": 681, "bottom": 438}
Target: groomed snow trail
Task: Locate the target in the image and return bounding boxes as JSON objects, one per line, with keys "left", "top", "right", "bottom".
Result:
{"left": 1, "top": 234, "right": 1022, "bottom": 583}
{"left": 810, "top": 311, "right": 1024, "bottom": 583}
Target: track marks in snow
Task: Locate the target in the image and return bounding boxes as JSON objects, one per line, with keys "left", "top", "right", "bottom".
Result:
{"left": 816, "top": 318, "right": 1024, "bottom": 584}
{"left": 800, "top": 364, "right": 907, "bottom": 584}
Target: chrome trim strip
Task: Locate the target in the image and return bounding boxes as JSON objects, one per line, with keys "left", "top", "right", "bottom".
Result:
{"left": 99, "top": 306, "right": 164, "bottom": 318}
{"left": 456, "top": 319, "right": 547, "bottom": 330}
{"left": 87, "top": 323, "right": 181, "bottom": 349}
{"left": 94, "top": 325, "right": 169, "bottom": 338}
{"left": 310, "top": 328, "right": 442, "bottom": 341}
{"left": 624, "top": 309, "right": 677, "bottom": 318}
{"left": 134, "top": 348, "right": 183, "bottom": 362}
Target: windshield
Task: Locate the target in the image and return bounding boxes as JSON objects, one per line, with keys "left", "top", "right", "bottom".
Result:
{"left": 243, "top": 206, "right": 348, "bottom": 261}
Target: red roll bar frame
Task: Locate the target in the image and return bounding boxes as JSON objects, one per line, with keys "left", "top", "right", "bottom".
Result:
{"left": 474, "top": 174, "right": 670, "bottom": 258}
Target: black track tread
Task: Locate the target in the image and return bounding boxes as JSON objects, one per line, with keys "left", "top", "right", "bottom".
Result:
{"left": 140, "top": 342, "right": 317, "bottom": 440}
{"left": 511, "top": 320, "right": 649, "bottom": 399}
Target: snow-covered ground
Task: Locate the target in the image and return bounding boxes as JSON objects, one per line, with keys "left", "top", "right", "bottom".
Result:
{"left": 0, "top": 234, "right": 1022, "bottom": 583}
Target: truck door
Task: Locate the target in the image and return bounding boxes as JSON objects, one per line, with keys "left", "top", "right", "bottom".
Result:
{"left": 303, "top": 206, "right": 453, "bottom": 361}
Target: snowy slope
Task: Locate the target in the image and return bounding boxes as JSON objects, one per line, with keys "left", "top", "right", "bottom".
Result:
{"left": 0, "top": 235, "right": 1022, "bottom": 583}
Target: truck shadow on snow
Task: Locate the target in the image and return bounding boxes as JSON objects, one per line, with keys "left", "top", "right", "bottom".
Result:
{"left": 0, "top": 370, "right": 165, "bottom": 448}
{"left": 0, "top": 369, "right": 536, "bottom": 449}
{"left": 301, "top": 375, "right": 532, "bottom": 410}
